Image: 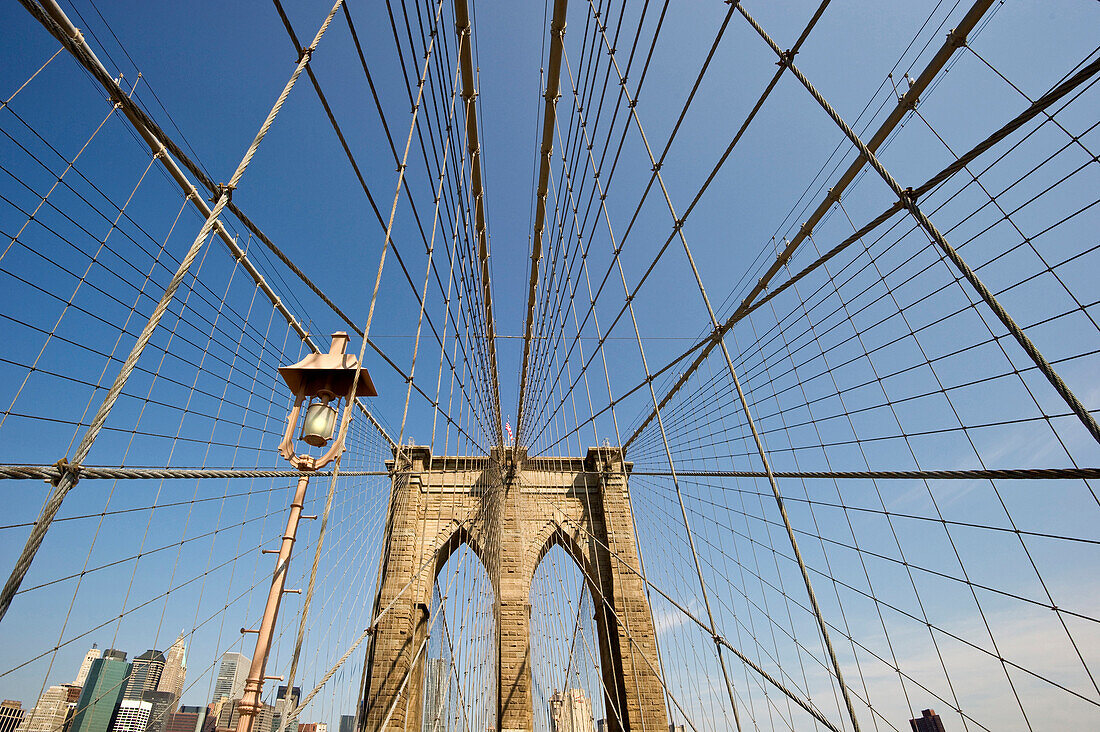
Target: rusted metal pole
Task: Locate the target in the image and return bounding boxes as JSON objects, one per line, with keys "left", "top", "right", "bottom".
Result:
{"left": 235, "top": 474, "right": 310, "bottom": 732}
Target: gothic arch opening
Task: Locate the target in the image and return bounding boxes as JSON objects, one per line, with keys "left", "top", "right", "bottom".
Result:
{"left": 530, "top": 542, "right": 608, "bottom": 732}
{"left": 423, "top": 540, "right": 496, "bottom": 732}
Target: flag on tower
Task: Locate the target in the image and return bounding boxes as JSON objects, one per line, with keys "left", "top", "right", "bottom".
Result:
{"left": 505, "top": 419, "right": 513, "bottom": 445}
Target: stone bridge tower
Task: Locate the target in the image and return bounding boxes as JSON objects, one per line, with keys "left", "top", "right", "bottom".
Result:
{"left": 358, "top": 445, "right": 668, "bottom": 732}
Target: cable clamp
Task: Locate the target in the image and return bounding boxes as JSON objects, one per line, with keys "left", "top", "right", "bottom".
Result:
{"left": 70, "top": 27, "right": 85, "bottom": 45}
{"left": 946, "top": 26, "right": 966, "bottom": 49}
{"left": 651, "top": 162, "right": 662, "bottom": 172}
{"left": 213, "top": 183, "right": 235, "bottom": 203}
{"left": 297, "top": 47, "right": 313, "bottom": 65}
{"left": 776, "top": 49, "right": 797, "bottom": 69}
{"left": 900, "top": 186, "right": 918, "bottom": 204}
{"left": 49, "top": 458, "right": 81, "bottom": 487}
{"left": 628, "top": 99, "right": 638, "bottom": 109}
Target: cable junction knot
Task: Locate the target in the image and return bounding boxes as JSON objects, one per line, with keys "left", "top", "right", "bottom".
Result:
{"left": 212, "top": 183, "right": 236, "bottom": 203}
{"left": 297, "top": 46, "right": 313, "bottom": 64}
{"left": 776, "top": 48, "right": 797, "bottom": 68}
{"left": 946, "top": 26, "right": 967, "bottom": 49}
{"left": 49, "top": 458, "right": 81, "bottom": 487}
{"left": 900, "top": 186, "right": 919, "bottom": 204}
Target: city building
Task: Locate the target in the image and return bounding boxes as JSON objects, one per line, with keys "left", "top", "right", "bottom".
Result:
{"left": 337, "top": 716, "right": 354, "bottom": 732}
{"left": 124, "top": 651, "right": 166, "bottom": 701}
{"left": 549, "top": 689, "right": 595, "bottom": 732}
{"left": 211, "top": 654, "right": 250, "bottom": 704}
{"left": 156, "top": 635, "right": 187, "bottom": 701}
{"left": 910, "top": 709, "right": 947, "bottom": 732}
{"left": 75, "top": 647, "right": 102, "bottom": 687}
{"left": 595, "top": 720, "right": 607, "bottom": 732}
{"left": 272, "top": 686, "right": 300, "bottom": 732}
{"left": 20, "top": 686, "right": 81, "bottom": 732}
{"left": 141, "top": 691, "right": 176, "bottom": 732}
{"left": 422, "top": 659, "right": 446, "bottom": 732}
{"left": 70, "top": 655, "right": 131, "bottom": 732}
{"left": 164, "top": 707, "right": 212, "bottom": 732}
{"left": 669, "top": 726, "right": 685, "bottom": 732}
{"left": 0, "top": 701, "right": 25, "bottom": 732}
{"left": 213, "top": 699, "right": 275, "bottom": 732}
{"left": 109, "top": 701, "right": 151, "bottom": 732}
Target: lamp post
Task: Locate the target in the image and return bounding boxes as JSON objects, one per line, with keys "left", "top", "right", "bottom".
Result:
{"left": 235, "top": 333, "right": 375, "bottom": 732}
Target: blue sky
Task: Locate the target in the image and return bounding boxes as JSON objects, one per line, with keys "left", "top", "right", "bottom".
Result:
{"left": 1, "top": 1, "right": 1099, "bottom": 730}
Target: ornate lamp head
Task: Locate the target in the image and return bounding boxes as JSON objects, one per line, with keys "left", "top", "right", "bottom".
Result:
{"left": 277, "top": 332, "right": 376, "bottom": 470}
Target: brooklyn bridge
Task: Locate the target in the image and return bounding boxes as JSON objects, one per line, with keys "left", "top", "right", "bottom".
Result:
{"left": 0, "top": 1, "right": 1098, "bottom": 731}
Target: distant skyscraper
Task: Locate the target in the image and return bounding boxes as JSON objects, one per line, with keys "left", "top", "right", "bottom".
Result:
{"left": 337, "top": 716, "right": 354, "bottom": 732}
{"left": 124, "top": 651, "right": 166, "bottom": 701}
{"left": 421, "top": 659, "right": 446, "bottom": 732}
{"left": 164, "top": 708, "right": 211, "bottom": 732}
{"left": 70, "top": 656, "right": 131, "bottom": 732}
{"left": 215, "top": 700, "right": 274, "bottom": 732}
{"left": 109, "top": 701, "right": 152, "bottom": 732}
{"left": 20, "top": 686, "right": 81, "bottom": 732}
{"left": 162, "top": 704, "right": 212, "bottom": 732}
{"left": 211, "top": 654, "right": 250, "bottom": 703}
{"left": 156, "top": 635, "right": 187, "bottom": 701}
{"left": 910, "top": 709, "right": 947, "bottom": 732}
{"left": 0, "top": 701, "right": 25, "bottom": 732}
{"left": 163, "top": 712, "right": 197, "bottom": 732}
{"left": 272, "top": 686, "right": 300, "bottom": 732}
{"left": 549, "top": 689, "right": 594, "bottom": 732}
{"left": 141, "top": 691, "right": 176, "bottom": 732}
{"left": 75, "top": 646, "right": 102, "bottom": 687}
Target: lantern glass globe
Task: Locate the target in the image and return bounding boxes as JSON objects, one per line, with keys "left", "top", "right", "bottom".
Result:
{"left": 302, "top": 401, "right": 337, "bottom": 447}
